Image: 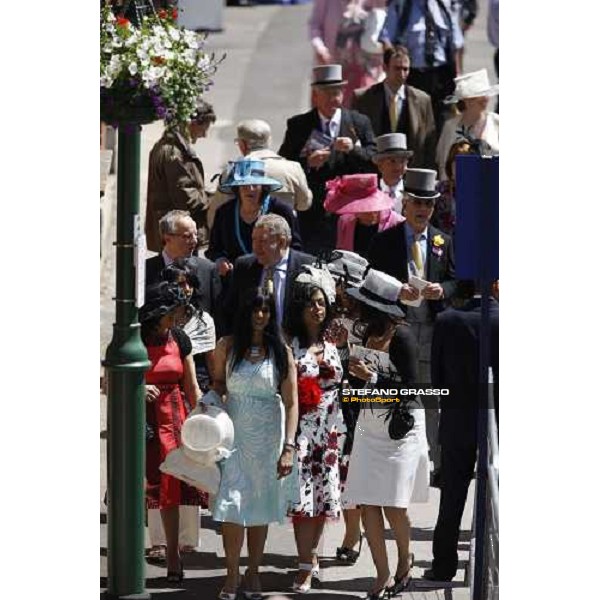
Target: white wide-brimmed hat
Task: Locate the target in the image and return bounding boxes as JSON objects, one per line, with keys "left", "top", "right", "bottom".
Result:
{"left": 181, "top": 401, "right": 234, "bottom": 463}
{"left": 294, "top": 264, "right": 337, "bottom": 304}
{"left": 346, "top": 268, "right": 405, "bottom": 318}
{"left": 444, "top": 69, "right": 499, "bottom": 104}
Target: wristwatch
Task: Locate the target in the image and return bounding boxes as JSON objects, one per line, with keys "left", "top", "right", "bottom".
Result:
{"left": 283, "top": 438, "right": 296, "bottom": 451}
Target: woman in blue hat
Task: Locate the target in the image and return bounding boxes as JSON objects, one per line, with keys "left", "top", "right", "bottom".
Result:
{"left": 206, "top": 158, "right": 303, "bottom": 279}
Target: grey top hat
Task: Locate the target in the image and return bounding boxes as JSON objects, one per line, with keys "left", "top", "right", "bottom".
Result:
{"left": 346, "top": 268, "right": 405, "bottom": 318}
{"left": 403, "top": 168, "right": 441, "bottom": 199}
{"left": 312, "top": 64, "right": 347, "bottom": 87}
{"left": 373, "top": 133, "right": 414, "bottom": 161}
{"left": 326, "top": 250, "right": 369, "bottom": 288}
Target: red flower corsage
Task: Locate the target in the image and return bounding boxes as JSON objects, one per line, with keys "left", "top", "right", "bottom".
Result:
{"left": 298, "top": 376, "right": 322, "bottom": 416}
{"left": 318, "top": 361, "right": 336, "bottom": 381}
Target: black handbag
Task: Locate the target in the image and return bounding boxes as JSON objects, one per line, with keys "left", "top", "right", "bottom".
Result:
{"left": 384, "top": 402, "right": 414, "bottom": 441}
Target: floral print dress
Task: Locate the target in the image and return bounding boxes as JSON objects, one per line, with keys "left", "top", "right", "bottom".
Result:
{"left": 288, "top": 338, "right": 345, "bottom": 519}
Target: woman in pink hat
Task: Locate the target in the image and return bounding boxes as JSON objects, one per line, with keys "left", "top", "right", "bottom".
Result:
{"left": 324, "top": 173, "right": 405, "bottom": 258}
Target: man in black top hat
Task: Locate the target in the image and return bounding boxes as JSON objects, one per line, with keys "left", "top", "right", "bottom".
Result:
{"left": 368, "top": 168, "right": 456, "bottom": 477}
{"left": 279, "top": 64, "right": 377, "bottom": 256}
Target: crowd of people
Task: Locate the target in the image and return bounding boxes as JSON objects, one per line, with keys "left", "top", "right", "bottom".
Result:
{"left": 111, "top": 2, "right": 501, "bottom": 599}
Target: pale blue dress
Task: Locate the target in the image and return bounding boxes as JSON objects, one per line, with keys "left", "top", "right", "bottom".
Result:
{"left": 211, "top": 354, "right": 299, "bottom": 526}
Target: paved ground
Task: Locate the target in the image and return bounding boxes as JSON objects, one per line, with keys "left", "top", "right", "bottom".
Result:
{"left": 101, "top": 3, "right": 496, "bottom": 598}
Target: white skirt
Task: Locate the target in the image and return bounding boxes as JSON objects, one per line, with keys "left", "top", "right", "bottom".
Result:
{"left": 342, "top": 407, "right": 429, "bottom": 508}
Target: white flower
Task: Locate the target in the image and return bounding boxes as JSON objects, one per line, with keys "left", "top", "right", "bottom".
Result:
{"left": 128, "top": 62, "right": 138, "bottom": 76}
{"left": 101, "top": 74, "right": 114, "bottom": 89}
{"left": 169, "top": 28, "right": 181, "bottom": 42}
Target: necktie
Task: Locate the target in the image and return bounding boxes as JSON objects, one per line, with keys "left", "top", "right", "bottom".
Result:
{"left": 323, "top": 119, "right": 331, "bottom": 136}
{"left": 411, "top": 237, "right": 424, "bottom": 277}
{"left": 424, "top": 0, "right": 436, "bottom": 67}
{"left": 389, "top": 94, "right": 398, "bottom": 132}
{"left": 263, "top": 266, "right": 274, "bottom": 297}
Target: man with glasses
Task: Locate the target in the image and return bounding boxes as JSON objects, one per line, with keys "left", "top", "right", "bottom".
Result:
{"left": 146, "top": 210, "right": 220, "bottom": 316}
{"left": 368, "top": 168, "right": 456, "bottom": 483}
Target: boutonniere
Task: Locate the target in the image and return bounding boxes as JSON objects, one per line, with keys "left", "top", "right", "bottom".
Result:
{"left": 433, "top": 235, "right": 445, "bottom": 247}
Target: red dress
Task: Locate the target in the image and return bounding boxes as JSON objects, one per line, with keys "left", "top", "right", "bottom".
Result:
{"left": 145, "top": 330, "right": 206, "bottom": 509}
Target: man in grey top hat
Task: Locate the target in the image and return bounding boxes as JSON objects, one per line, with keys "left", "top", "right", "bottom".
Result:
{"left": 353, "top": 45, "right": 437, "bottom": 169}
{"left": 368, "top": 168, "right": 456, "bottom": 476}
{"left": 372, "top": 133, "right": 413, "bottom": 213}
{"left": 208, "top": 119, "right": 313, "bottom": 229}
{"left": 279, "top": 64, "right": 377, "bottom": 256}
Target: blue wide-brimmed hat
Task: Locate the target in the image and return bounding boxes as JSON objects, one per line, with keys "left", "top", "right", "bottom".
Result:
{"left": 218, "top": 158, "right": 283, "bottom": 194}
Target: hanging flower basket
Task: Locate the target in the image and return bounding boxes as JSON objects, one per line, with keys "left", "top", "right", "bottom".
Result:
{"left": 100, "top": 3, "right": 224, "bottom": 126}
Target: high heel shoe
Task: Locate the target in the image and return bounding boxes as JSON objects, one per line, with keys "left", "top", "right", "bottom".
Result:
{"left": 241, "top": 570, "right": 264, "bottom": 600}
{"left": 336, "top": 531, "right": 364, "bottom": 564}
{"left": 385, "top": 552, "right": 414, "bottom": 597}
{"left": 217, "top": 590, "right": 239, "bottom": 600}
{"left": 291, "top": 561, "right": 319, "bottom": 594}
{"left": 166, "top": 559, "right": 184, "bottom": 584}
{"left": 362, "top": 577, "right": 394, "bottom": 600}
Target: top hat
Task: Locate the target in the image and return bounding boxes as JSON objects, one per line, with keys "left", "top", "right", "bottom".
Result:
{"left": 311, "top": 64, "right": 347, "bottom": 87}
{"left": 403, "top": 168, "right": 440, "bottom": 200}
{"left": 346, "top": 268, "right": 405, "bottom": 318}
{"left": 444, "top": 69, "right": 499, "bottom": 104}
{"left": 373, "top": 133, "right": 414, "bottom": 161}
{"left": 324, "top": 174, "right": 394, "bottom": 215}
{"left": 218, "top": 158, "right": 283, "bottom": 194}
{"left": 326, "top": 250, "right": 369, "bottom": 288}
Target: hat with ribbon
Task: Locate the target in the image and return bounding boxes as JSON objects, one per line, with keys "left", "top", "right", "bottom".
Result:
{"left": 311, "top": 64, "right": 347, "bottom": 87}
{"left": 403, "top": 168, "right": 440, "bottom": 200}
{"left": 444, "top": 69, "right": 499, "bottom": 104}
{"left": 346, "top": 268, "right": 405, "bottom": 318}
{"left": 324, "top": 174, "right": 394, "bottom": 215}
{"left": 218, "top": 158, "right": 283, "bottom": 194}
{"left": 293, "top": 264, "right": 337, "bottom": 305}
{"left": 372, "top": 133, "right": 414, "bottom": 162}
{"left": 326, "top": 250, "right": 369, "bottom": 288}
{"left": 139, "top": 281, "right": 189, "bottom": 324}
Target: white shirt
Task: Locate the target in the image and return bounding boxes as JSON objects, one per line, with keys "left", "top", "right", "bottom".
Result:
{"left": 380, "top": 178, "right": 404, "bottom": 213}
{"left": 318, "top": 108, "right": 341, "bottom": 139}
{"left": 162, "top": 249, "right": 175, "bottom": 267}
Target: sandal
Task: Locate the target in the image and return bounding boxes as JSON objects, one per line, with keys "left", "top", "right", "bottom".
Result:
{"left": 145, "top": 545, "right": 166, "bottom": 563}
{"left": 166, "top": 559, "right": 184, "bottom": 584}
{"left": 217, "top": 591, "right": 239, "bottom": 600}
{"left": 362, "top": 577, "right": 394, "bottom": 600}
{"left": 336, "top": 531, "right": 363, "bottom": 564}
{"left": 291, "top": 562, "right": 317, "bottom": 594}
{"left": 241, "top": 570, "right": 264, "bottom": 600}
{"left": 385, "top": 552, "right": 414, "bottom": 597}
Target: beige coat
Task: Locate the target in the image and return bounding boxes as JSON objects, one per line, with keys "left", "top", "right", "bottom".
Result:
{"left": 207, "top": 148, "right": 313, "bottom": 230}
{"left": 145, "top": 129, "right": 210, "bottom": 252}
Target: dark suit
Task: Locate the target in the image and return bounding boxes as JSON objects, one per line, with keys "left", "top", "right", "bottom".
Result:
{"left": 279, "top": 108, "right": 377, "bottom": 254}
{"left": 205, "top": 196, "right": 303, "bottom": 264}
{"left": 430, "top": 297, "right": 500, "bottom": 579}
{"left": 367, "top": 222, "right": 456, "bottom": 318}
{"left": 145, "top": 253, "right": 221, "bottom": 316}
{"left": 352, "top": 82, "right": 437, "bottom": 169}
{"left": 222, "top": 249, "right": 314, "bottom": 335}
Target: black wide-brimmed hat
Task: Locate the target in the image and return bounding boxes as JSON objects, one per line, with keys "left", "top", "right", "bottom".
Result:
{"left": 139, "top": 282, "right": 189, "bottom": 324}
{"left": 346, "top": 269, "right": 405, "bottom": 318}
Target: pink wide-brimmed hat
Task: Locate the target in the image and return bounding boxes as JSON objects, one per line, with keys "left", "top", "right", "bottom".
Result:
{"left": 324, "top": 174, "right": 393, "bottom": 215}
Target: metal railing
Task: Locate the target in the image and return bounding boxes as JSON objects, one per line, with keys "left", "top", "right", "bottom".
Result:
{"left": 469, "top": 371, "right": 499, "bottom": 600}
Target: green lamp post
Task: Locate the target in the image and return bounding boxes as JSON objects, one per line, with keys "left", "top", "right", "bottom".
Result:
{"left": 103, "top": 122, "right": 151, "bottom": 600}
{"left": 102, "top": 2, "right": 155, "bottom": 598}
